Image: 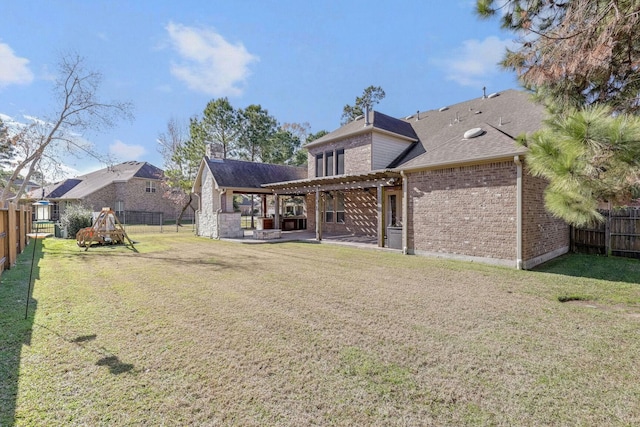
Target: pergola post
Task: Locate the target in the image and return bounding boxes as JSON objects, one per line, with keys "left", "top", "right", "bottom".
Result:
{"left": 377, "top": 185, "right": 384, "bottom": 247}
{"left": 274, "top": 194, "right": 280, "bottom": 230}
{"left": 315, "top": 188, "right": 322, "bottom": 241}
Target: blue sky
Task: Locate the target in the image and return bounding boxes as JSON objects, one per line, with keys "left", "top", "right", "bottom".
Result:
{"left": 0, "top": 0, "right": 519, "bottom": 177}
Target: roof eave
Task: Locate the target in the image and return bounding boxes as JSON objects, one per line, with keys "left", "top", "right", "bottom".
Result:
{"left": 396, "top": 151, "right": 527, "bottom": 173}
{"left": 305, "top": 125, "right": 373, "bottom": 148}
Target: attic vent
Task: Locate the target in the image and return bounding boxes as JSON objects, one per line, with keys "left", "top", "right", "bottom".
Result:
{"left": 439, "top": 106, "right": 449, "bottom": 112}
{"left": 464, "top": 127, "right": 484, "bottom": 139}
{"left": 487, "top": 92, "right": 499, "bottom": 99}
{"left": 354, "top": 115, "right": 364, "bottom": 121}
{"left": 405, "top": 115, "right": 413, "bottom": 120}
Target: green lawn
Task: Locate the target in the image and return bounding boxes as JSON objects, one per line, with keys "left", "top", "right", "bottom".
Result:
{"left": 2, "top": 235, "right": 640, "bottom": 426}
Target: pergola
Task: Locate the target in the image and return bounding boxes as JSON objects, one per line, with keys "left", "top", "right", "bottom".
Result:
{"left": 264, "top": 170, "right": 403, "bottom": 246}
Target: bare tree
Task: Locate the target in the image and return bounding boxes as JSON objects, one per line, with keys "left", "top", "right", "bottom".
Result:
{"left": 1, "top": 53, "right": 133, "bottom": 204}
{"left": 157, "top": 117, "right": 196, "bottom": 225}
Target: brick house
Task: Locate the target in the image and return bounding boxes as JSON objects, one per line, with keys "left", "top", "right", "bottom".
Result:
{"left": 27, "top": 161, "right": 179, "bottom": 222}
{"left": 196, "top": 90, "right": 569, "bottom": 269}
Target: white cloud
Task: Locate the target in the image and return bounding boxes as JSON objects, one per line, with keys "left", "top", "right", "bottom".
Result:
{"left": 165, "top": 22, "right": 259, "bottom": 96}
{"left": 437, "top": 36, "right": 514, "bottom": 87}
{"left": 109, "top": 140, "right": 146, "bottom": 160}
{"left": 0, "top": 42, "right": 34, "bottom": 88}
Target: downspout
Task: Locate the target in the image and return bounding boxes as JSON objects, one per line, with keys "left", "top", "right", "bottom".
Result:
{"left": 400, "top": 170, "right": 408, "bottom": 255}
{"left": 514, "top": 156, "right": 523, "bottom": 269}
{"left": 216, "top": 188, "right": 226, "bottom": 240}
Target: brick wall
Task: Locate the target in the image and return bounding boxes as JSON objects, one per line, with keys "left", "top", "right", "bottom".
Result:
{"left": 82, "top": 178, "right": 178, "bottom": 219}
{"left": 406, "top": 162, "right": 518, "bottom": 263}
{"left": 521, "top": 169, "right": 570, "bottom": 267}
{"left": 342, "top": 190, "right": 377, "bottom": 236}
{"left": 307, "top": 133, "right": 373, "bottom": 177}
{"left": 304, "top": 189, "right": 377, "bottom": 236}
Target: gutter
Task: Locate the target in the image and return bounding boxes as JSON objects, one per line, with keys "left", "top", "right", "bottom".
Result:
{"left": 514, "top": 156, "right": 523, "bottom": 269}
{"left": 396, "top": 151, "right": 527, "bottom": 175}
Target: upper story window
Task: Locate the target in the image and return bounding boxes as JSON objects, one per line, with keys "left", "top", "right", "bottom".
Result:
{"left": 336, "top": 149, "right": 345, "bottom": 175}
{"left": 325, "top": 151, "right": 334, "bottom": 176}
{"left": 146, "top": 180, "right": 156, "bottom": 193}
{"left": 315, "top": 148, "right": 344, "bottom": 177}
{"left": 315, "top": 154, "right": 323, "bottom": 178}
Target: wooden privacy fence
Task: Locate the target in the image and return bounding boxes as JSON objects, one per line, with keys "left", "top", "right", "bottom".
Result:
{"left": 0, "top": 202, "right": 33, "bottom": 275}
{"left": 571, "top": 208, "right": 640, "bottom": 259}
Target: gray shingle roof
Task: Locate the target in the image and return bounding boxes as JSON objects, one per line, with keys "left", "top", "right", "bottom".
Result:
{"left": 394, "top": 89, "right": 543, "bottom": 170}
{"left": 305, "top": 89, "right": 543, "bottom": 171}
{"left": 307, "top": 110, "right": 418, "bottom": 148}
{"left": 31, "top": 161, "right": 164, "bottom": 200}
{"left": 205, "top": 158, "right": 307, "bottom": 189}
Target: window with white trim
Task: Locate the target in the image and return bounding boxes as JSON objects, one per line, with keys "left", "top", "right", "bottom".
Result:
{"left": 324, "top": 191, "right": 345, "bottom": 223}
{"left": 336, "top": 191, "right": 345, "bottom": 223}
{"left": 146, "top": 180, "right": 156, "bottom": 193}
{"left": 325, "top": 192, "right": 334, "bottom": 223}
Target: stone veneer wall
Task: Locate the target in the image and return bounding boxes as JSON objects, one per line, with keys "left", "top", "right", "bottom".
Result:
{"left": 406, "top": 162, "right": 518, "bottom": 265}
{"left": 521, "top": 169, "right": 570, "bottom": 268}
{"left": 307, "top": 133, "right": 373, "bottom": 177}
{"left": 196, "top": 168, "right": 243, "bottom": 239}
{"left": 197, "top": 168, "right": 219, "bottom": 238}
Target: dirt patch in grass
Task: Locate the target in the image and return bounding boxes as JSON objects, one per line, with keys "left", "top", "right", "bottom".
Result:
{"left": 3, "top": 234, "right": 640, "bottom": 426}
{"left": 563, "top": 299, "right": 640, "bottom": 319}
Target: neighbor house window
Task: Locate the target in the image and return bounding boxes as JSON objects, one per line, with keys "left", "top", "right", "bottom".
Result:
{"left": 146, "top": 180, "right": 156, "bottom": 193}
{"left": 336, "top": 149, "right": 345, "bottom": 175}
{"left": 51, "top": 202, "right": 60, "bottom": 221}
{"left": 325, "top": 151, "right": 334, "bottom": 176}
{"left": 315, "top": 154, "right": 323, "bottom": 177}
{"left": 325, "top": 192, "right": 334, "bottom": 223}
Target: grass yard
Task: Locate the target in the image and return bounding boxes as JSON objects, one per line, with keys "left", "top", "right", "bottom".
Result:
{"left": 2, "top": 235, "right": 640, "bottom": 426}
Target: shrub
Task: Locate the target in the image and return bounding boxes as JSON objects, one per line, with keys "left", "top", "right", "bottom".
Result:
{"left": 59, "top": 204, "right": 93, "bottom": 238}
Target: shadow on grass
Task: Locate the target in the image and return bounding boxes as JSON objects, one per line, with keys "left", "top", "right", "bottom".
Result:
{"left": 96, "top": 356, "right": 134, "bottom": 374}
{"left": 534, "top": 253, "right": 640, "bottom": 284}
{"left": 35, "top": 324, "right": 135, "bottom": 376}
{"left": 0, "top": 238, "right": 42, "bottom": 427}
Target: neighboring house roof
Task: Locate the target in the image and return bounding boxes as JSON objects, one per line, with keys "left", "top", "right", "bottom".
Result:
{"left": 47, "top": 179, "right": 83, "bottom": 198}
{"left": 306, "top": 110, "right": 419, "bottom": 148}
{"left": 27, "top": 161, "right": 164, "bottom": 200}
{"left": 197, "top": 157, "right": 307, "bottom": 193}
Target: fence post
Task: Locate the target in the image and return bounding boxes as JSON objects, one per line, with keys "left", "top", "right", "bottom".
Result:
{"left": 605, "top": 210, "right": 611, "bottom": 256}
{"left": 7, "top": 202, "right": 17, "bottom": 268}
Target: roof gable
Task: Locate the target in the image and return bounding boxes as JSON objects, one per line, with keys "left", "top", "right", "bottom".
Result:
{"left": 307, "top": 110, "right": 418, "bottom": 148}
